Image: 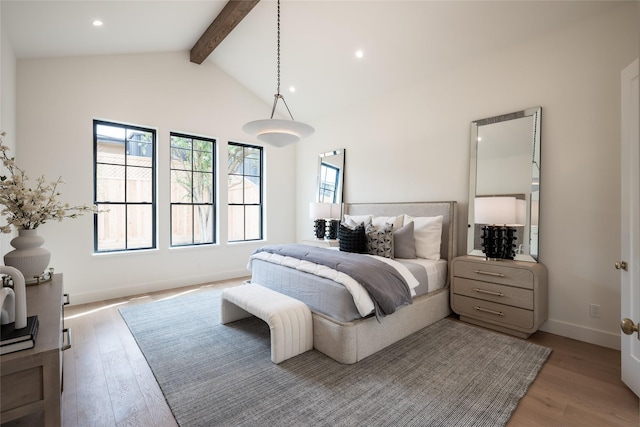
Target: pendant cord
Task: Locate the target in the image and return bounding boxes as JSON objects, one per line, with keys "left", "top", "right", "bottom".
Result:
{"left": 269, "top": 0, "right": 295, "bottom": 121}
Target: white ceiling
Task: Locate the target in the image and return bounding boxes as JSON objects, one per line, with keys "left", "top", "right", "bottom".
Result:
{"left": 1, "top": 0, "right": 622, "bottom": 120}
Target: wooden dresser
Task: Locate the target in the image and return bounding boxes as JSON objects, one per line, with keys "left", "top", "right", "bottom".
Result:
{"left": 451, "top": 256, "right": 548, "bottom": 338}
{"left": 1, "top": 274, "right": 66, "bottom": 427}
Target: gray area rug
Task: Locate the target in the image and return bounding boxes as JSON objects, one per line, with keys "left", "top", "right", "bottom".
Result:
{"left": 119, "top": 289, "right": 551, "bottom": 427}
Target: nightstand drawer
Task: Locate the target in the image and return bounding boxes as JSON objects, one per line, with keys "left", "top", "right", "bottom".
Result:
{"left": 453, "top": 260, "right": 534, "bottom": 289}
{"left": 453, "top": 277, "right": 534, "bottom": 310}
{"left": 452, "top": 295, "right": 534, "bottom": 330}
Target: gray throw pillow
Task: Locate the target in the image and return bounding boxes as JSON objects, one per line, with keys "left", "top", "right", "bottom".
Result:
{"left": 393, "top": 221, "right": 416, "bottom": 259}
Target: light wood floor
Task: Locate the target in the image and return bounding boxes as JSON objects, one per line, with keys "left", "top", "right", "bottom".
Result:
{"left": 60, "top": 278, "right": 639, "bottom": 427}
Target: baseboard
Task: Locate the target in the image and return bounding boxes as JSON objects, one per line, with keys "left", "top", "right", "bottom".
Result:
{"left": 68, "top": 269, "right": 250, "bottom": 306}
{"left": 540, "top": 318, "right": 620, "bottom": 350}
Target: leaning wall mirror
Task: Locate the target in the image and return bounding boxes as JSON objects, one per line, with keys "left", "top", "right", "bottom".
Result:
{"left": 317, "top": 149, "right": 345, "bottom": 205}
{"left": 467, "top": 107, "right": 541, "bottom": 262}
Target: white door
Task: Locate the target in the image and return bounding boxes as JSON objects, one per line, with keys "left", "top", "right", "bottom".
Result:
{"left": 620, "top": 58, "right": 640, "bottom": 398}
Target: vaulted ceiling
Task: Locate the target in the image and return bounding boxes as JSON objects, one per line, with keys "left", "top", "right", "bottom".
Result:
{"left": 1, "top": 1, "right": 621, "bottom": 120}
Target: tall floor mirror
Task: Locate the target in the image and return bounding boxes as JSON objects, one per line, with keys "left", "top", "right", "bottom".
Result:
{"left": 467, "top": 107, "right": 541, "bottom": 262}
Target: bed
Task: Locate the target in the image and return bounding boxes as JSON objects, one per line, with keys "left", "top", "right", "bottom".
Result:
{"left": 248, "top": 201, "right": 457, "bottom": 364}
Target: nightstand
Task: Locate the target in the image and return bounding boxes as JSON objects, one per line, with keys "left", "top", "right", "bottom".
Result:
{"left": 301, "top": 239, "right": 339, "bottom": 248}
{"left": 451, "top": 256, "right": 548, "bottom": 338}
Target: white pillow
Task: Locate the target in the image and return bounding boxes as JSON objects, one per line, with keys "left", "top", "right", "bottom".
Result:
{"left": 403, "top": 214, "right": 443, "bottom": 260}
{"left": 343, "top": 214, "right": 373, "bottom": 227}
{"left": 372, "top": 215, "right": 404, "bottom": 231}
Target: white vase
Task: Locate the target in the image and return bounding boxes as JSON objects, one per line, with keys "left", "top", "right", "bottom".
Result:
{"left": 4, "top": 229, "right": 51, "bottom": 282}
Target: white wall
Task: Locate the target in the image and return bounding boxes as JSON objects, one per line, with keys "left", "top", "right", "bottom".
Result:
{"left": 15, "top": 51, "right": 298, "bottom": 304}
{"left": 296, "top": 3, "right": 638, "bottom": 349}
{"left": 0, "top": 12, "right": 16, "bottom": 259}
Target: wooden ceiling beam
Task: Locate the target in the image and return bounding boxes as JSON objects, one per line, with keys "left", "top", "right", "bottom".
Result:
{"left": 190, "top": 0, "right": 260, "bottom": 64}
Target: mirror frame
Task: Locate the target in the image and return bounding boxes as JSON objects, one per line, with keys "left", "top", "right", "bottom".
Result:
{"left": 316, "top": 148, "right": 345, "bottom": 206}
{"left": 467, "top": 107, "right": 541, "bottom": 262}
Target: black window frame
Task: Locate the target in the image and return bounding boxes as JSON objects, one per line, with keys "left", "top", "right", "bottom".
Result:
{"left": 227, "top": 142, "right": 263, "bottom": 242}
{"left": 93, "top": 119, "right": 157, "bottom": 253}
{"left": 169, "top": 132, "right": 216, "bottom": 247}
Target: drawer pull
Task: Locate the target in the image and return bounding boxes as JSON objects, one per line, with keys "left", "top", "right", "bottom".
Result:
{"left": 63, "top": 293, "right": 70, "bottom": 306}
{"left": 474, "top": 288, "right": 504, "bottom": 297}
{"left": 62, "top": 327, "right": 72, "bottom": 351}
{"left": 474, "top": 269, "right": 505, "bottom": 277}
{"left": 474, "top": 306, "right": 504, "bottom": 316}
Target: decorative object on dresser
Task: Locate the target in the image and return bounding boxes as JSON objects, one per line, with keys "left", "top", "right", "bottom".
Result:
{"left": 309, "top": 202, "right": 341, "bottom": 239}
{"left": 475, "top": 196, "right": 523, "bottom": 260}
{"left": 0, "top": 131, "right": 95, "bottom": 282}
{"left": 0, "top": 266, "right": 27, "bottom": 330}
{"left": 451, "top": 256, "right": 548, "bottom": 338}
{"left": 1, "top": 314, "right": 39, "bottom": 355}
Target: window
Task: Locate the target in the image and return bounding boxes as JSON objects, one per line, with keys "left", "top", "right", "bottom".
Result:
{"left": 228, "top": 142, "right": 263, "bottom": 241}
{"left": 170, "top": 133, "right": 215, "bottom": 246}
{"left": 319, "top": 162, "right": 339, "bottom": 203}
{"left": 94, "top": 120, "right": 156, "bottom": 252}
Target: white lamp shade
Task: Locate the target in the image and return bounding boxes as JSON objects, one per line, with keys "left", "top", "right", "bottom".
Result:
{"left": 330, "top": 203, "right": 342, "bottom": 219}
{"left": 309, "top": 202, "right": 332, "bottom": 219}
{"left": 474, "top": 196, "right": 517, "bottom": 225}
{"left": 243, "top": 119, "right": 314, "bottom": 147}
{"left": 515, "top": 199, "right": 526, "bottom": 227}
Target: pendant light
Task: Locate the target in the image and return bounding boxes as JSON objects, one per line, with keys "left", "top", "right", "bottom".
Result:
{"left": 243, "top": 0, "right": 314, "bottom": 147}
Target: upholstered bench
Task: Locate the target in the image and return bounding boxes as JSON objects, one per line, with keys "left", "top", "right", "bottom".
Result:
{"left": 220, "top": 283, "right": 313, "bottom": 364}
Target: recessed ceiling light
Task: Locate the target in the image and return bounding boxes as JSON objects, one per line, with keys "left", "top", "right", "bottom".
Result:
{"left": 92, "top": 20, "right": 103, "bottom": 27}
{"left": 289, "top": 86, "right": 296, "bottom": 93}
{"left": 355, "top": 50, "right": 364, "bottom": 59}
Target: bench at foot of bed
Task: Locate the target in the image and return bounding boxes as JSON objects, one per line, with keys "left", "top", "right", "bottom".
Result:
{"left": 220, "top": 283, "right": 313, "bottom": 364}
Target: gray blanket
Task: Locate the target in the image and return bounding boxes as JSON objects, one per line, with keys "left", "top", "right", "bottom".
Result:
{"left": 252, "top": 244, "right": 412, "bottom": 319}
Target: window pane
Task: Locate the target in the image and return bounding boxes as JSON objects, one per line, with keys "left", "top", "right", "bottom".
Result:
{"left": 193, "top": 139, "right": 212, "bottom": 152}
{"left": 96, "top": 124, "right": 126, "bottom": 165}
{"left": 228, "top": 205, "right": 245, "bottom": 241}
{"left": 171, "top": 148, "right": 192, "bottom": 169}
{"left": 171, "top": 170, "right": 192, "bottom": 203}
{"left": 228, "top": 175, "right": 244, "bottom": 204}
{"left": 96, "top": 164, "right": 125, "bottom": 202}
{"left": 244, "top": 205, "right": 261, "bottom": 240}
{"left": 228, "top": 146, "right": 244, "bottom": 174}
{"left": 194, "top": 205, "right": 213, "bottom": 244}
{"left": 126, "top": 166, "right": 153, "bottom": 202}
{"left": 193, "top": 150, "right": 213, "bottom": 172}
{"left": 96, "top": 205, "right": 126, "bottom": 251}
{"left": 172, "top": 204, "right": 193, "bottom": 246}
{"left": 127, "top": 204, "right": 153, "bottom": 249}
{"left": 244, "top": 177, "right": 260, "bottom": 204}
{"left": 244, "top": 147, "right": 260, "bottom": 176}
{"left": 193, "top": 172, "right": 212, "bottom": 203}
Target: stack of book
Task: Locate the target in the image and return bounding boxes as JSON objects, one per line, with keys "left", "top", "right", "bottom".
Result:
{"left": 1, "top": 315, "right": 39, "bottom": 355}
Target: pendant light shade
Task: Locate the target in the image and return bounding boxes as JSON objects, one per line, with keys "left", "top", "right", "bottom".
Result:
{"left": 243, "top": 0, "right": 314, "bottom": 147}
{"left": 243, "top": 119, "right": 314, "bottom": 147}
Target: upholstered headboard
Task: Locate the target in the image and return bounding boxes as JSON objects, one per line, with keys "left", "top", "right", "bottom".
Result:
{"left": 344, "top": 201, "right": 457, "bottom": 263}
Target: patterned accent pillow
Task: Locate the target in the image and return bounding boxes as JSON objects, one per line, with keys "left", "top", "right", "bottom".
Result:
{"left": 338, "top": 222, "right": 367, "bottom": 253}
{"left": 366, "top": 222, "right": 394, "bottom": 258}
